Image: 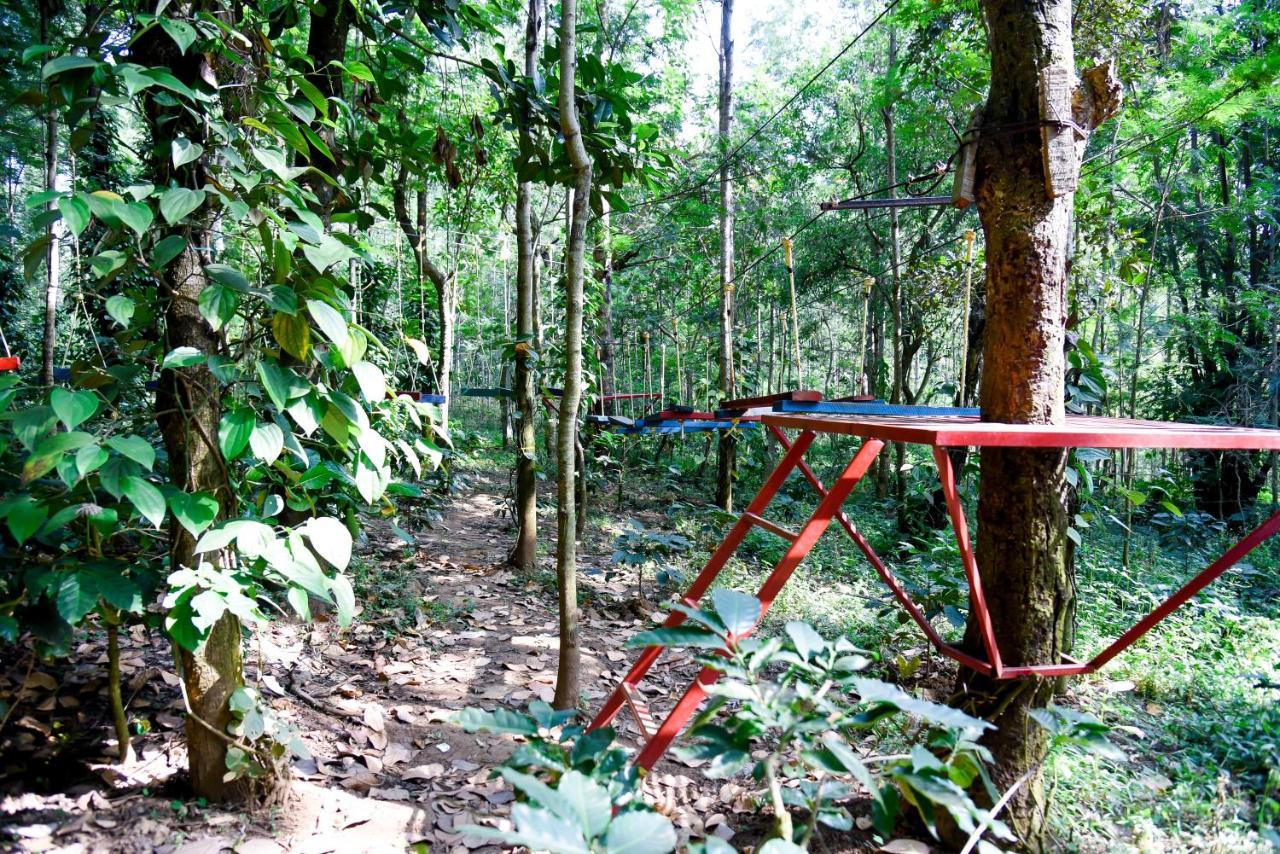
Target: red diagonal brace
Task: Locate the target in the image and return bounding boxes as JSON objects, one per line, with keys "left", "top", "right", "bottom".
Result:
{"left": 588, "top": 430, "right": 819, "bottom": 733}
{"left": 633, "top": 439, "right": 885, "bottom": 770}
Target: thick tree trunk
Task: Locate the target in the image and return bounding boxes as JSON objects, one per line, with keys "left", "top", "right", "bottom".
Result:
{"left": 951, "top": 2, "right": 1117, "bottom": 845}
{"left": 509, "top": 0, "right": 544, "bottom": 572}
{"left": 134, "top": 5, "right": 263, "bottom": 802}
{"left": 553, "top": 0, "right": 593, "bottom": 710}
{"left": 714, "top": 0, "right": 736, "bottom": 512}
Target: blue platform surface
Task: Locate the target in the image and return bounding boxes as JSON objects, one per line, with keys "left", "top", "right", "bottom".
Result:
{"left": 618, "top": 419, "right": 759, "bottom": 435}
{"left": 773, "top": 400, "right": 980, "bottom": 418}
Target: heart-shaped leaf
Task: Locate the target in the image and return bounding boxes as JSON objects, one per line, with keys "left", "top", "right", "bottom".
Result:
{"left": 50, "top": 388, "right": 98, "bottom": 429}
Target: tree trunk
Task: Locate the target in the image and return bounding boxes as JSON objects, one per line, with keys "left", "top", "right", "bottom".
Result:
{"left": 39, "top": 3, "right": 60, "bottom": 387}
{"left": 393, "top": 181, "right": 454, "bottom": 422}
{"left": 882, "top": 29, "right": 908, "bottom": 518}
{"left": 553, "top": 0, "right": 593, "bottom": 710}
{"left": 595, "top": 199, "right": 616, "bottom": 413}
{"left": 714, "top": 0, "right": 737, "bottom": 512}
{"left": 951, "top": 2, "right": 1117, "bottom": 845}
{"left": 509, "top": 0, "right": 545, "bottom": 572}
{"left": 133, "top": 4, "right": 264, "bottom": 803}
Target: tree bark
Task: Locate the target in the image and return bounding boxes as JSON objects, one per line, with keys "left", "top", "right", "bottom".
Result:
{"left": 509, "top": 0, "right": 545, "bottom": 572}
{"left": 393, "top": 181, "right": 455, "bottom": 422}
{"left": 714, "top": 0, "right": 737, "bottom": 512}
{"left": 952, "top": 2, "right": 1118, "bottom": 846}
{"left": 553, "top": 0, "right": 593, "bottom": 710}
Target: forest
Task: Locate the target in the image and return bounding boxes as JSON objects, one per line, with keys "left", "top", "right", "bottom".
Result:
{"left": 0, "top": 0, "right": 1278, "bottom": 851}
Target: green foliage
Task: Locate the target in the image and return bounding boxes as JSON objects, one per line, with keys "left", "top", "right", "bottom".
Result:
{"left": 457, "top": 702, "right": 677, "bottom": 854}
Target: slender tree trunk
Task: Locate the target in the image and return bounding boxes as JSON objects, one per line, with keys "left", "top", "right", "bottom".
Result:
{"left": 595, "top": 199, "right": 616, "bottom": 412}
{"left": 39, "top": 3, "right": 60, "bottom": 387}
{"left": 951, "top": 2, "right": 1118, "bottom": 845}
{"left": 393, "top": 182, "right": 454, "bottom": 422}
{"left": 553, "top": 0, "right": 593, "bottom": 710}
{"left": 509, "top": 0, "right": 545, "bottom": 572}
{"left": 882, "top": 29, "right": 908, "bottom": 515}
{"left": 714, "top": 0, "right": 737, "bottom": 511}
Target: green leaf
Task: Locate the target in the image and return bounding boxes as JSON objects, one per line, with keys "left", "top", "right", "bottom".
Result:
{"left": 272, "top": 311, "right": 311, "bottom": 360}
{"left": 344, "top": 60, "right": 376, "bottom": 82}
{"left": 218, "top": 408, "right": 254, "bottom": 459}
{"left": 158, "top": 187, "right": 205, "bottom": 225}
{"left": 329, "top": 572, "right": 355, "bottom": 627}
{"left": 785, "top": 620, "right": 825, "bottom": 661}
{"left": 625, "top": 626, "right": 726, "bottom": 649}
{"left": 850, "top": 677, "right": 994, "bottom": 733}
{"left": 159, "top": 18, "right": 198, "bottom": 53}
{"left": 58, "top": 195, "right": 91, "bottom": 237}
{"left": 105, "top": 294, "right": 135, "bottom": 328}
{"left": 756, "top": 841, "right": 806, "bottom": 854}
{"left": 171, "top": 136, "right": 204, "bottom": 167}
{"left": 351, "top": 360, "right": 386, "bottom": 404}
{"left": 42, "top": 56, "right": 100, "bottom": 79}
{"left": 169, "top": 490, "right": 219, "bottom": 537}
{"left": 198, "top": 284, "right": 239, "bottom": 332}
{"left": 7, "top": 496, "right": 48, "bottom": 544}
{"left": 307, "top": 299, "right": 350, "bottom": 349}
{"left": 122, "top": 476, "right": 167, "bottom": 528}
{"left": 712, "top": 588, "right": 761, "bottom": 637}
{"left": 57, "top": 571, "right": 98, "bottom": 624}
{"left": 106, "top": 435, "right": 156, "bottom": 470}
{"left": 301, "top": 234, "right": 351, "bottom": 272}
{"left": 454, "top": 707, "right": 538, "bottom": 735}
{"left": 75, "top": 443, "right": 109, "bottom": 479}
{"left": 301, "top": 516, "right": 352, "bottom": 571}
{"left": 161, "top": 346, "right": 204, "bottom": 369}
{"left": 556, "top": 771, "right": 612, "bottom": 839}
{"left": 151, "top": 234, "right": 187, "bottom": 269}
{"left": 604, "top": 811, "right": 677, "bottom": 853}
{"left": 249, "top": 422, "right": 284, "bottom": 465}
{"left": 50, "top": 388, "right": 98, "bottom": 429}
{"left": 116, "top": 201, "right": 153, "bottom": 238}
{"left": 256, "top": 359, "right": 308, "bottom": 410}
{"left": 205, "top": 263, "right": 250, "bottom": 291}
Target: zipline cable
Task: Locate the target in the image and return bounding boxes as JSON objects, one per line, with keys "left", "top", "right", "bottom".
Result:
{"left": 627, "top": 0, "right": 906, "bottom": 214}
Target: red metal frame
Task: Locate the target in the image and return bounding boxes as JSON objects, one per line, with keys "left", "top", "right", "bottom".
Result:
{"left": 0, "top": 356, "right": 20, "bottom": 372}
{"left": 589, "top": 412, "right": 1280, "bottom": 768}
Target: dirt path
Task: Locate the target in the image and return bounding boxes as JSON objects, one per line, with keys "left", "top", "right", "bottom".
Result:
{"left": 1, "top": 469, "right": 741, "bottom": 853}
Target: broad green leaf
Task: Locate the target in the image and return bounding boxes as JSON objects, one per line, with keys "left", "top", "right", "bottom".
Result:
{"left": 75, "top": 443, "right": 109, "bottom": 479}
{"left": 50, "top": 388, "right": 98, "bottom": 429}
{"left": 404, "top": 335, "right": 431, "bottom": 366}
{"left": 604, "top": 811, "right": 677, "bottom": 854}
{"left": 329, "top": 572, "right": 355, "bottom": 627}
{"left": 785, "top": 620, "right": 825, "bottom": 661}
{"left": 307, "top": 299, "right": 349, "bottom": 349}
{"left": 301, "top": 233, "right": 351, "bottom": 272}
{"left": 218, "top": 408, "right": 254, "bottom": 459}
{"left": 122, "top": 476, "right": 166, "bottom": 528}
{"left": 256, "top": 359, "right": 308, "bottom": 410}
{"left": 301, "top": 516, "right": 352, "bottom": 570}
{"left": 272, "top": 311, "right": 311, "bottom": 360}
{"left": 556, "top": 771, "right": 612, "bottom": 839}
{"left": 171, "top": 136, "right": 204, "bottom": 167}
{"left": 57, "top": 572, "right": 98, "bottom": 625}
{"left": 712, "top": 588, "right": 761, "bottom": 637}
{"left": 205, "top": 263, "right": 250, "bottom": 291}
{"left": 625, "top": 626, "right": 726, "bottom": 649}
{"left": 58, "top": 195, "right": 91, "bottom": 237}
{"left": 169, "top": 490, "right": 219, "bottom": 537}
{"left": 105, "top": 294, "right": 135, "bottom": 328}
{"left": 351, "top": 360, "right": 386, "bottom": 403}
{"left": 249, "top": 422, "right": 284, "bottom": 464}
{"left": 42, "top": 56, "right": 100, "bottom": 79}
{"left": 850, "top": 677, "right": 993, "bottom": 733}
{"left": 116, "top": 201, "right": 153, "bottom": 237}
{"left": 344, "top": 60, "right": 376, "bottom": 82}
{"left": 151, "top": 234, "right": 187, "bottom": 268}
{"left": 161, "top": 346, "right": 204, "bottom": 369}
{"left": 159, "top": 18, "right": 198, "bottom": 52}
{"left": 198, "top": 284, "right": 239, "bottom": 331}
{"left": 158, "top": 187, "right": 205, "bottom": 224}
{"left": 454, "top": 707, "right": 538, "bottom": 735}
{"left": 7, "top": 496, "right": 48, "bottom": 544}
{"left": 106, "top": 434, "right": 155, "bottom": 470}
